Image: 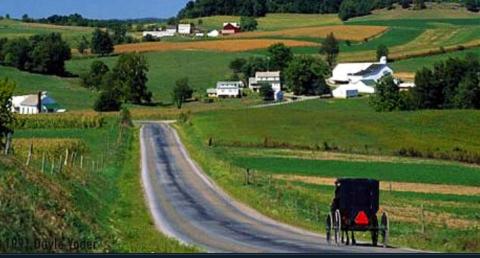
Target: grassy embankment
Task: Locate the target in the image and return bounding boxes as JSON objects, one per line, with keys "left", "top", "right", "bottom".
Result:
{"left": 175, "top": 98, "right": 480, "bottom": 252}
{"left": 2, "top": 113, "right": 197, "bottom": 253}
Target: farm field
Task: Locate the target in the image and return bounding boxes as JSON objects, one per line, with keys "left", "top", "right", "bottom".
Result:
{"left": 177, "top": 118, "right": 480, "bottom": 252}
{"left": 0, "top": 19, "right": 93, "bottom": 47}
{"left": 188, "top": 99, "right": 480, "bottom": 158}
{"left": 114, "top": 39, "right": 318, "bottom": 54}
{"left": 183, "top": 13, "right": 342, "bottom": 31}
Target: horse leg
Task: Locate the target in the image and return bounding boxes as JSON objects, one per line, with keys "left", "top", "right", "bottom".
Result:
{"left": 346, "top": 230, "right": 350, "bottom": 245}
{"left": 341, "top": 230, "right": 345, "bottom": 243}
{"left": 352, "top": 231, "right": 356, "bottom": 245}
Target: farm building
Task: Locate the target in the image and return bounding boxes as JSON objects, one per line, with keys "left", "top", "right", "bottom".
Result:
{"left": 399, "top": 82, "right": 416, "bottom": 91}
{"left": 329, "top": 57, "right": 393, "bottom": 85}
{"left": 207, "top": 81, "right": 244, "bottom": 98}
{"left": 222, "top": 22, "right": 241, "bottom": 35}
{"left": 11, "top": 92, "right": 64, "bottom": 114}
{"left": 207, "top": 30, "right": 220, "bottom": 37}
{"left": 142, "top": 30, "right": 175, "bottom": 38}
{"left": 166, "top": 25, "right": 177, "bottom": 34}
{"left": 249, "top": 71, "right": 282, "bottom": 93}
{"left": 332, "top": 85, "right": 359, "bottom": 99}
{"left": 178, "top": 24, "right": 192, "bottom": 34}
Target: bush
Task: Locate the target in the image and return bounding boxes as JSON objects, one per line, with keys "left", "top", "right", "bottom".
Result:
{"left": 94, "top": 90, "right": 122, "bottom": 112}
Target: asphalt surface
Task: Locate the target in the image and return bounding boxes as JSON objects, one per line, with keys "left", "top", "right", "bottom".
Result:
{"left": 140, "top": 122, "right": 412, "bottom": 253}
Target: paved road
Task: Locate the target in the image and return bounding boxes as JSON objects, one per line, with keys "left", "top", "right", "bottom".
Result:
{"left": 140, "top": 122, "right": 411, "bottom": 253}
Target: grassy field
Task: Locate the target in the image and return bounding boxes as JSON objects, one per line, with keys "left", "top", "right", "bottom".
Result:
{"left": 66, "top": 51, "right": 252, "bottom": 104}
{"left": 189, "top": 98, "right": 480, "bottom": 158}
{"left": 0, "top": 19, "right": 93, "bottom": 48}
{"left": 183, "top": 13, "right": 342, "bottom": 31}
{"left": 390, "top": 47, "right": 480, "bottom": 73}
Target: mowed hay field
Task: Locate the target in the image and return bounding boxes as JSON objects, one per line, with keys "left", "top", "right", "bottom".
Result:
{"left": 231, "top": 25, "right": 388, "bottom": 41}
{"left": 183, "top": 13, "right": 342, "bottom": 31}
{"left": 114, "top": 39, "right": 318, "bottom": 54}
{"left": 0, "top": 19, "right": 93, "bottom": 47}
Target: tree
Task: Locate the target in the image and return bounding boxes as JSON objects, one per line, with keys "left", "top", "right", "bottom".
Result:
{"left": 119, "top": 107, "right": 133, "bottom": 127}
{"left": 240, "top": 16, "right": 258, "bottom": 32}
{"left": 77, "top": 35, "right": 89, "bottom": 55}
{"left": 259, "top": 83, "right": 274, "bottom": 101}
{"left": 81, "top": 61, "right": 110, "bottom": 90}
{"left": 172, "top": 77, "right": 193, "bottom": 109}
{"left": 339, "top": 0, "right": 372, "bottom": 20}
{"left": 0, "top": 78, "right": 15, "bottom": 150}
{"left": 401, "top": 0, "right": 411, "bottom": 9}
{"left": 94, "top": 89, "right": 122, "bottom": 112}
{"left": 5, "top": 14, "right": 10, "bottom": 19}
{"left": 284, "top": 56, "right": 330, "bottom": 96}
{"left": 369, "top": 75, "right": 401, "bottom": 112}
{"left": 112, "top": 24, "right": 127, "bottom": 44}
{"left": 241, "top": 57, "right": 268, "bottom": 78}
{"left": 465, "top": 0, "right": 479, "bottom": 12}
{"left": 229, "top": 58, "right": 247, "bottom": 74}
{"left": 376, "top": 44, "right": 389, "bottom": 61}
{"left": 413, "top": 0, "right": 426, "bottom": 10}
{"left": 3, "top": 38, "right": 31, "bottom": 70}
{"left": 453, "top": 71, "right": 480, "bottom": 109}
{"left": 91, "top": 28, "right": 114, "bottom": 56}
{"left": 112, "top": 53, "right": 152, "bottom": 104}
{"left": 29, "top": 33, "right": 71, "bottom": 75}
{"left": 412, "top": 67, "right": 442, "bottom": 109}
{"left": 267, "top": 43, "right": 293, "bottom": 71}
{"left": 320, "top": 32, "right": 339, "bottom": 69}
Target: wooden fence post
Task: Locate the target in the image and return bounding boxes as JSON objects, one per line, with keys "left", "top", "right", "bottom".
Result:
{"left": 26, "top": 142, "right": 33, "bottom": 166}
{"left": 420, "top": 204, "right": 425, "bottom": 234}
{"left": 80, "top": 155, "right": 84, "bottom": 169}
{"left": 51, "top": 158, "right": 55, "bottom": 174}
{"left": 58, "top": 155, "right": 63, "bottom": 173}
{"left": 4, "top": 133, "right": 12, "bottom": 155}
{"left": 41, "top": 153, "right": 46, "bottom": 173}
{"left": 64, "top": 149, "right": 69, "bottom": 166}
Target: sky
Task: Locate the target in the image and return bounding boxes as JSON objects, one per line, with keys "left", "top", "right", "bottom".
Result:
{"left": 0, "top": 0, "right": 190, "bottom": 19}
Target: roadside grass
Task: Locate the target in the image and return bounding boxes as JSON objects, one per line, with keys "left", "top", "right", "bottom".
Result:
{"left": 109, "top": 128, "right": 199, "bottom": 252}
{"left": 177, "top": 122, "right": 480, "bottom": 252}
{"left": 0, "top": 19, "right": 93, "bottom": 48}
{"left": 190, "top": 98, "right": 480, "bottom": 160}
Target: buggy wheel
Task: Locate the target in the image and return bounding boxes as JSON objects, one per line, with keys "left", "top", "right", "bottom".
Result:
{"left": 381, "top": 212, "right": 389, "bottom": 248}
{"left": 334, "top": 209, "right": 341, "bottom": 245}
{"left": 326, "top": 213, "right": 333, "bottom": 244}
{"left": 371, "top": 215, "right": 379, "bottom": 246}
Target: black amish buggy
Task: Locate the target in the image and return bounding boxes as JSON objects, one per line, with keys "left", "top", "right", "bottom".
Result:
{"left": 326, "top": 178, "right": 389, "bottom": 247}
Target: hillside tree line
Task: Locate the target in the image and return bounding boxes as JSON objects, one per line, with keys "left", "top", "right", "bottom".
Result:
{"left": 177, "top": 0, "right": 474, "bottom": 20}
{"left": 0, "top": 33, "right": 71, "bottom": 75}
{"left": 370, "top": 54, "right": 480, "bottom": 112}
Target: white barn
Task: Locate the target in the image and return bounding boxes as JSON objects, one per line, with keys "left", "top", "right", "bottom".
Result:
{"left": 178, "top": 24, "right": 192, "bottom": 35}
{"left": 329, "top": 56, "right": 393, "bottom": 84}
{"left": 142, "top": 31, "right": 175, "bottom": 38}
{"left": 11, "top": 92, "right": 64, "bottom": 114}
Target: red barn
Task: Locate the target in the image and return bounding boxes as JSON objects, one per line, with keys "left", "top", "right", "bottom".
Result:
{"left": 221, "top": 22, "right": 241, "bottom": 35}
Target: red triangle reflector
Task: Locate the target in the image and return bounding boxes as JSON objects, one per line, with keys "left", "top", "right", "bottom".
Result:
{"left": 355, "top": 211, "right": 369, "bottom": 225}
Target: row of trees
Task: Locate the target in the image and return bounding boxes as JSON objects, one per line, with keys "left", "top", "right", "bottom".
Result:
{"left": 177, "top": 0, "right": 472, "bottom": 20}
{"left": 80, "top": 53, "right": 152, "bottom": 111}
{"left": 370, "top": 54, "right": 480, "bottom": 112}
{"left": 0, "top": 33, "right": 71, "bottom": 75}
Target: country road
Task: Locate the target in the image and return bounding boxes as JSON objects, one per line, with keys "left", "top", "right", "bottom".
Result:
{"left": 140, "top": 122, "right": 412, "bottom": 253}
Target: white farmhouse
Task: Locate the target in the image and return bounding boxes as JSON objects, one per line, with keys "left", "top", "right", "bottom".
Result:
{"left": 11, "top": 92, "right": 64, "bottom": 114}
{"left": 207, "top": 81, "right": 244, "bottom": 98}
{"left": 249, "top": 71, "right": 282, "bottom": 93}
{"left": 178, "top": 24, "right": 192, "bottom": 35}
